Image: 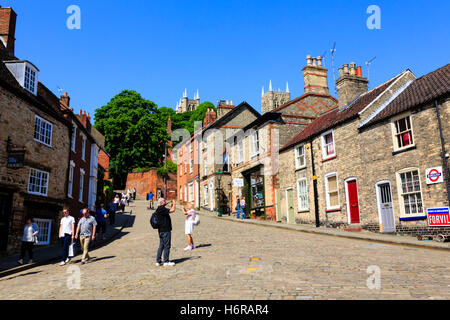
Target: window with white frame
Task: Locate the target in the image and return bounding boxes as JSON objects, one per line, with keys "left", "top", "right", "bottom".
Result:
{"left": 28, "top": 168, "right": 49, "bottom": 196}
{"left": 79, "top": 169, "right": 85, "bottom": 202}
{"left": 223, "top": 152, "right": 230, "bottom": 173}
{"left": 325, "top": 173, "right": 340, "bottom": 210}
{"left": 81, "top": 135, "right": 86, "bottom": 161}
{"left": 393, "top": 116, "right": 414, "bottom": 150}
{"left": 179, "top": 186, "right": 182, "bottom": 200}
{"left": 189, "top": 158, "right": 193, "bottom": 173}
{"left": 251, "top": 130, "right": 259, "bottom": 157}
{"left": 204, "top": 158, "right": 208, "bottom": 176}
{"left": 295, "top": 145, "right": 306, "bottom": 169}
{"left": 188, "top": 183, "right": 194, "bottom": 202}
{"left": 321, "top": 130, "right": 336, "bottom": 159}
{"left": 34, "top": 115, "right": 53, "bottom": 147}
{"left": 68, "top": 162, "right": 75, "bottom": 197}
{"left": 34, "top": 218, "right": 52, "bottom": 245}
{"left": 297, "top": 178, "right": 308, "bottom": 211}
{"left": 184, "top": 184, "right": 187, "bottom": 202}
{"left": 397, "top": 169, "right": 424, "bottom": 217}
{"left": 204, "top": 185, "right": 209, "bottom": 205}
{"left": 179, "top": 164, "right": 182, "bottom": 177}
{"left": 184, "top": 160, "right": 187, "bottom": 174}
{"left": 24, "top": 65, "right": 37, "bottom": 93}
{"left": 71, "top": 125, "right": 77, "bottom": 152}
{"left": 237, "top": 139, "right": 244, "bottom": 164}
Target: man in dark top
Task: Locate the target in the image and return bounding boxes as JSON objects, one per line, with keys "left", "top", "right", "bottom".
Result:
{"left": 155, "top": 198, "right": 176, "bottom": 267}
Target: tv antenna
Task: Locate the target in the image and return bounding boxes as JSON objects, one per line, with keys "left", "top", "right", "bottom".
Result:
{"left": 320, "top": 50, "right": 327, "bottom": 67}
{"left": 330, "top": 42, "right": 337, "bottom": 94}
{"left": 365, "top": 56, "right": 376, "bottom": 83}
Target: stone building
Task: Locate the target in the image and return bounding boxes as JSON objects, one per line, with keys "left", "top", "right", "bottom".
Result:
{"left": 261, "top": 81, "right": 290, "bottom": 114}
{"left": 278, "top": 62, "right": 449, "bottom": 236}
{"left": 0, "top": 7, "right": 71, "bottom": 253}
{"left": 176, "top": 89, "right": 200, "bottom": 113}
{"left": 228, "top": 55, "right": 337, "bottom": 221}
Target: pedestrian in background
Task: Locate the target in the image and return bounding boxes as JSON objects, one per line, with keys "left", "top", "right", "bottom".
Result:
{"left": 240, "top": 196, "right": 246, "bottom": 219}
{"left": 149, "top": 191, "right": 154, "bottom": 209}
{"left": 235, "top": 195, "right": 241, "bottom": 219}
{"left": 75, "top": 208, "right": 97, "bottom": 264}
{"left": 121, "top": 196, "right": 126, "bottom": 213}
{"left": 109, "top": 199, "right": 117, "bottom": 226}
{"left": 133, "top": 187, "right": 136, "bottom": 200}
{"left": 59, "top": 208, "right": 75, "bottom": 266}
{"left": 18, "top": 217, "right": 39, "bottom": 265}
{"left": 154, "top": 198, "right": 176, "bottom": 267}
{"left": 182, "top": 204, "right": 196, "bottom": 251}
{"left": 95, "top": 203, "right": 108, "bottom": 240}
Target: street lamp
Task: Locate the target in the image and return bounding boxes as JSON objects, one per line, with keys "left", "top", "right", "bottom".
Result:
{"left": 216, "top": 169, "right": 223, "bottom": 217}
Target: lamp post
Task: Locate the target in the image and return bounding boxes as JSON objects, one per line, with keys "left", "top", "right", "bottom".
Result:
{"left": 216, "top": 169, "right": 223, "bottom": 217}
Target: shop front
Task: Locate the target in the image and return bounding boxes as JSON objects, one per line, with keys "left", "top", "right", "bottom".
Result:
{"left": 242, "top": 165, "right": 266, "bottom": 218}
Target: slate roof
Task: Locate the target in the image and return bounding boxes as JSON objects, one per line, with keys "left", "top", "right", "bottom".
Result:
{"left": 280, "top": 73, "right": 403, "bottom": 152}
{"left": 361, "top": 64, "right": 450, "bottom": 128}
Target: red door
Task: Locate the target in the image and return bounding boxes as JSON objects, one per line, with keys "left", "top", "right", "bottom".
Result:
{"left": 347, "top": 180, "right": 360, "bottom": 223}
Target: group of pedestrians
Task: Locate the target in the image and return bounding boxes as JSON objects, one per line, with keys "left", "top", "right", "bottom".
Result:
{"left": 153, "top": 198, "right": 199, "bottom": 267}
{"left": 235, "top": 195, "right": 246, "bottom": 219}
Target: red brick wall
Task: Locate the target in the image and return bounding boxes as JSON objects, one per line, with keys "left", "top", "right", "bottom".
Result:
{"left": 98, "top": 149, "right": 110, "bottom": 180}
{"left": 125, "top": 170, "right": 177, "bottom": 200}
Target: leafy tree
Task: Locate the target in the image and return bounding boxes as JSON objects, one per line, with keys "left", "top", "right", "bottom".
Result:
{"left": 94, "top": 90, "right": 168, "bottom": 188}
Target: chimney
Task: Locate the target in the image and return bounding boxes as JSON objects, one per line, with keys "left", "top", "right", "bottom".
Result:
{"left": 302, "top": 55, "right": 329, "bottom": 95}
{"left": 60, "top": 92, "right": 70, "bottom": 108}
{"left": 0, "top": 7, "right": 17, "bottom": 55}
{"left": 336, "top": 62, "right": 368, "bottom": 109}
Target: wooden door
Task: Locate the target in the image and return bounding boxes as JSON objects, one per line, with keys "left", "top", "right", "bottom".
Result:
{"left": 286, "top": 188, "right": 295, "bottom": 224}
{"left": 377, "top": 183, "right": 395, "bottom": 233}
{"left": 347, "top": 180, "right": 360, "bottom": 223}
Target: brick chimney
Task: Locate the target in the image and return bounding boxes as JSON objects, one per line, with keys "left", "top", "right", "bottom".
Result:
{"left": 76, "top": 110, "right": 92, "bottom": 132}
{"left": 336, "top": 62, "right": 369, "bottom": 109}
{"left": 302, "top": 55, "right": 329, "bottom": 95}
{"left": 203, "top": 108, "right": 217, "bottom": 126}
{"left": 60, "top": 92, "right": 70, "bottom": 109}
{"left": 0, "top": 7, "right": 17, "bottom": 55}
{"left": 216, "top": 100, "right": 235, "bottom": 119}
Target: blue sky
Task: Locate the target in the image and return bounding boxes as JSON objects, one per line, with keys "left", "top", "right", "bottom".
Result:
{"left": 3, "top": 0, "right": 449, "bottom": 119}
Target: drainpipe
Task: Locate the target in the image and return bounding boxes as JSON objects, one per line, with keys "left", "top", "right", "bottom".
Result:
{"left": 434, "top": 100, "right": 450, "bottom": 206}
{"left": 310, "top": 138, "right": 320, "bottom": 227}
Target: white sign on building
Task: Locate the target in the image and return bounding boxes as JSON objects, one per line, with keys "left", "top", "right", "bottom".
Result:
{"left": 233, "top": 178, "right": 244, "bottom": 187}
{"left": 425, "top": 166, "right": 443, "bottom": 185}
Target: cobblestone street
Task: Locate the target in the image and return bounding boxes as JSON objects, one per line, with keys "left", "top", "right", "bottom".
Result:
{"left": 0, "top": 200, "right": 449, "bottom": 300}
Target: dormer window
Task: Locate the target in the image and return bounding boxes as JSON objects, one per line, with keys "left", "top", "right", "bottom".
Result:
{"left": 4, "top": 60, "right": 39, "bottom": 95}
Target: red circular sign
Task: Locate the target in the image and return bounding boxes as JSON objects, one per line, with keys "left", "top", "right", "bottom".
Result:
{"left": 428, "top": 169, "right": 440, "bottom": 182}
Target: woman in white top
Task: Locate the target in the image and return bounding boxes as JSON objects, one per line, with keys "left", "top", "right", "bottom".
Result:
{"left": 59, "top": 208, "right": 75, "bottom": 266}
{"left": 18, "top": 217, "right": 39, "bottom": 265}
{"left": 182, "top": 204, "right": 196, "bottom": 251}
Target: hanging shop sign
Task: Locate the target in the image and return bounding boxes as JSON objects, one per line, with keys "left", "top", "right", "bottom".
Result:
{"left": 7, "top": 150, "right": 25, "bottom": 169}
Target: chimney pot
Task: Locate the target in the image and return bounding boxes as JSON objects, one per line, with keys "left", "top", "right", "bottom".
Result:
{"left": 317, "top": 56, "right": 322, "bottom": 67}
{"left": 343, "top": 64, "right": 349, "bottom": 75}
{"left": 356, "top": 66, "right": 362, "bottom": 77}
{"left": 306, "top": 55, "right": 312, "bottom": 66}
{"left": 79, "top": 110, "right": 82, "bottom": 116}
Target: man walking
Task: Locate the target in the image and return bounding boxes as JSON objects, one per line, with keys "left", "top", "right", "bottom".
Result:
{"left": 149, "top": 191, "right": 154, "bottom": 209}
{"left": 59, "top": 208, "right": 75, "bottom": 266}
{"left": 75, "top": 208, "right": 97, "bottom": 264}
{"left": 133, "top": 187, "right": 137, "bottom": 200}
{"left": 155, "top": 198, "right": 176, "bottom": 267}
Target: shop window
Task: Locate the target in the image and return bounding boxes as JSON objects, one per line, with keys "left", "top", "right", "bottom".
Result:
{"left": 250, "top": 169, "right": 264, "bottom": 209}
{"left": 34, "top": 218, "right": 52, "bottom": 245}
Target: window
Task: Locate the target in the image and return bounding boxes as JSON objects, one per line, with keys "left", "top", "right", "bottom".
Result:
{"left": 179, "top": 186, "right": 182, "bottom": 200}
{"left": 204, "top": 185, "right": 209, "bottom": 205}
{"left": 188, "top": 183, "right": 194, "bottom": 202}
{"left": 34, "top": 115, "right": 53, "bottom": 147}
{"left": 184, "top": 160, "right": 187, "bottom": 174}
{"left": 393, "top": 116, "right": 414, "bottom": 150}
{"left": 325, "top": 173, "right": 340, "bottom": 210}
{"left": 297, "top": 178, "right": 308, "bottom": 211}
{"left": 71, "top": 125, "right": 77, "bottom": 152}
{"left": 28, "top": 168, "right": 49, "bottom": 196}
{"left": 295, "top": 145, "right": 306, "bottom": 169}
{"left": 223, "top": 153, "right": 230, "bottom": 173}
{"left": 237, "top": 139, "right": 244, "bottom": 164}
{"left": 204, "top": 158, "right": 208, "bottom": 176}
{"left": 81, "top": 136, "right": 86, "bottom": 161}
{"left": 179, "top": 164, "right": 182, "bottom": 177}
{"left": 189, "top": 158, "right": 193, "bottom": 173}
{"left": 79, "top": 169, "right": 85, "bottom": 202}
{"left": 398, "top": 169, "right": 424, "bottom": 217}
{"left": 184, "top": 184, "right": 187, "bottom": 202}
{"left": 321, "top": 130, "right": 335, "bottom": 159}
{"left": 68, "top": 162, "right": 75, "bottom": 197}
{"left": 24, "top": 65, "right": 37, "bottom": 93}
{"left": 251, "top": 131, "right": 259, "bottom": 157}
{"left": 34, "top": 218, "right": 52, "bottom": 245}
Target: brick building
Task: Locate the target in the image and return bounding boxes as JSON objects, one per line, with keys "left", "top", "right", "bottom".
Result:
{"left": 278, "top": 63, "right": 449, "bottom": 236}
{"left": 228, "top": 55, "right": 338, "bottom": 220}
{"left": 0, "top": 7, "right": 71, "bottom": 253}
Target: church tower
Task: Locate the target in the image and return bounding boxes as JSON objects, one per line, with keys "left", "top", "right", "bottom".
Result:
{"left": 261, "top": 80, "right": 290, "bottom": 114}
{"left": 176, "top": 89, "right": 200, "bottom": 113}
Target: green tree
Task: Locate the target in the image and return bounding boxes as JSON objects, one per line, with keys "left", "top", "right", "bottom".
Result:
{"left": 94, "top": 90, "right": 168, "bottom": 188}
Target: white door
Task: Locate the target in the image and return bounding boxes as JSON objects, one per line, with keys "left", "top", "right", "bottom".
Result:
{"left": 377, "top": 182, "right": 395, "bottom": 233}
{"left": 209, "top": 181, "right": 214, "bottom": 211}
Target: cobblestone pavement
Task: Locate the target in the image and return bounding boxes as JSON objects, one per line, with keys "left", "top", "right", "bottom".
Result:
{"left": 0, "top": 200, "right": 449, "bottom": 300}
